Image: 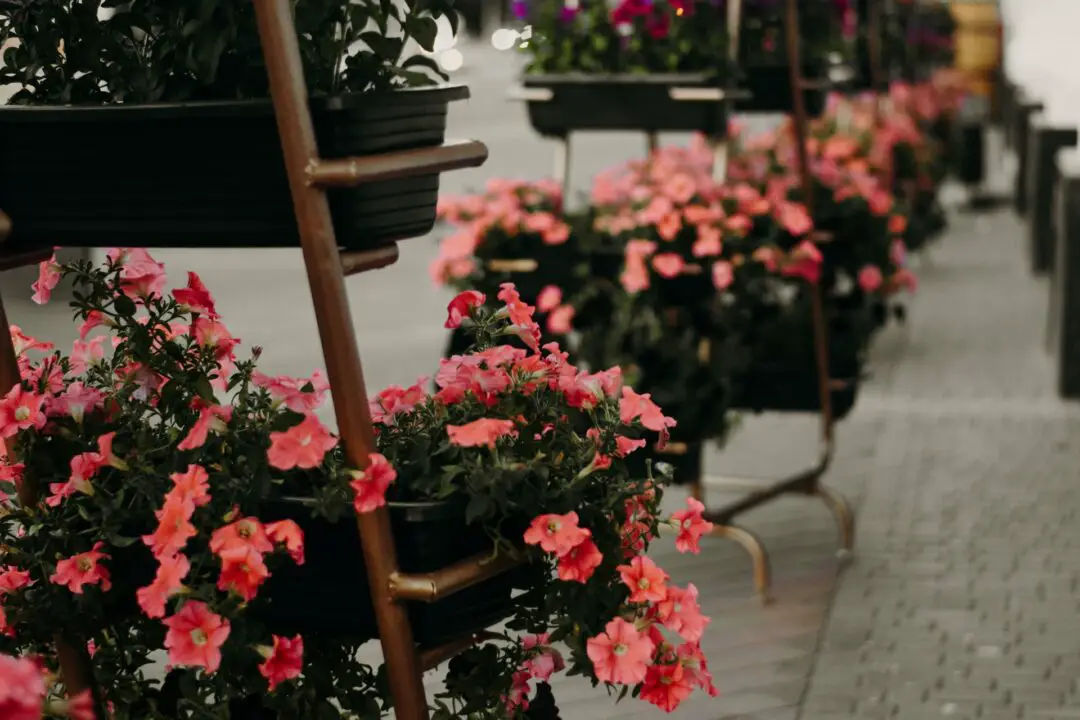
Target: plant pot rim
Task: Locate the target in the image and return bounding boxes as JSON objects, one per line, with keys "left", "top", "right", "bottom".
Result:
{"left": 0, "top": 84, "right": 470, "bottom": 123}
{"left": 524, "top": 72, "right": 721, "bottom": 85}
{"left": 276, "top": 495, "right": 465, "bottom": 522}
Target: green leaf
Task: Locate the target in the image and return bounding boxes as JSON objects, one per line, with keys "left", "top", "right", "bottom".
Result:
{"left": 113, "top": 294, "right": 137, "bottom": 317}
{"left": 401, "top": 53, "right": 445, "bottom": 76}
{"left": 360, "top": 32, "right": 403, "bottom": 62}
{"left": 464, "top": 494, "right": 490, "bottom": 525}
{"left": 405, "top": 16, "right": 439, "bottom": 53}
{"left": 192, "top": 375, "right": 215, "bottom": 402}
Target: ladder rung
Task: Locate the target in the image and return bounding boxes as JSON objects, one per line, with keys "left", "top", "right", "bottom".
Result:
{"left": 340, "top": 244, "right": 399, "bottom": 276}
{"left": 388, "top": 550, "right": 521, "bottom": 603}
{"left": 419, "top": 631, "right": 501, "bottom": 671}
{"left": 0, "top": 248, "right": 52, "bottom": 272}
{"left": 308, "top": 139, "right": 488, "bottom": 188}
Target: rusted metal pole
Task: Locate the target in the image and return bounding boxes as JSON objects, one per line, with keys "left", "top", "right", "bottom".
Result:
{"left": 784, "top": 0, "right": 835, "bottom": 448}
{"left": 389, "top": 552, "right": 521, "bottom": 603}
{"left": 867, "top": 0, "right": 885, "bottom": 126}
{"left": 250, "top": 1, "right": 428, "bottom": 717}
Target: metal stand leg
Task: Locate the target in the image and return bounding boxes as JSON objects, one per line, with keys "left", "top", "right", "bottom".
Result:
{"left": 710, "top": 138, "right": 729, "bottom": 183}
{"left": 646, "top": 132, "right": 659, "bottom": 156}
{"left": 814, "top": 484, "right": 855, "bottom": 561}
{"left": 710, "top": 524, "right": 773, "bottom": 604}
{"left": 553, "top": 135, "right": 571, "bottom": 193}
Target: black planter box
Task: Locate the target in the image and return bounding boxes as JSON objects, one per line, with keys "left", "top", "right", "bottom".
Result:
{"left": 105, "top": 498, "right": 521, "bottom": 649}
{"left": 732, "top": 301, "right": 870, "bottom": 420}
{"left": 738, "top": 65, "right": 827, "bottom": 116}
{"left": 522, "top": 69, "right": 825, "bottom": 139}
{"left": 254, "top": 499, "right": 523, "bottom": 647}
{"left": 733, "top": 356, "right": 860, "bottom": 420}
{"left": 0, "top": 85, "right": 470, "bottom": 251}
{"left": 523, "top": 74, "right": 729, "bottom": 138}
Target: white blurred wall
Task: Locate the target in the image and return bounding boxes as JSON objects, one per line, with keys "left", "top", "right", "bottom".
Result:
{"left": 1001, "top": 0, "right": 1080, "bottom": 125}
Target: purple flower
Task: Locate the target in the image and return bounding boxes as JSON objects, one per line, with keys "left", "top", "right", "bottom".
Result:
{"left": 559, "top": 5, "right": 579, "bottom": 22}
{"left": 512, "top": 0, "right": 528, "bottom": 19}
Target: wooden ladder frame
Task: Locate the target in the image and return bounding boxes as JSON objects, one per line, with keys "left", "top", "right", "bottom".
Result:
{"left": 0, "top": 0, "right": 503, "bottom": 717}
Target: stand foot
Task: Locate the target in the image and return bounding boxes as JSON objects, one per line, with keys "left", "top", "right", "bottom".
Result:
{"left": 813, "top": 484, "right": 855, "bottom": 555}
{"left": 711, "top": 524, "right": 772, "bottom": 604}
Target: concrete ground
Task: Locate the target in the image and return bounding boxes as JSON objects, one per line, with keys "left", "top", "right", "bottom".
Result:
{"left": 2, "top": 35, "right": 1078, "bottom": 720}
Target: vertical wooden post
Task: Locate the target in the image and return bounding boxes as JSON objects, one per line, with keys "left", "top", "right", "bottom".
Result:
{"left": 784, "top": 0, "right": 834, "bottom": 450}
{"left": 250, "top": 1, "right": 429, "bottom": 717}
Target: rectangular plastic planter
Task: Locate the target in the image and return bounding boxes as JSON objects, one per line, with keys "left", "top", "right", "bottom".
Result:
{"left": 521, "top": 69, "right": 825, "bottom": 139}
{"left": 732, "top": 300, "right": 871, "bottom": 420}
{"left": 0, "top": 85, "right": 470, "bottom": 251}
{"left": 106, "top": 497, "right": 522, "bottom": 650}
{"left": 522, "top": 73, "right": 731, "bottom": 138}
{"left": 254, "top": 498, "right": 524, "bottom": 648}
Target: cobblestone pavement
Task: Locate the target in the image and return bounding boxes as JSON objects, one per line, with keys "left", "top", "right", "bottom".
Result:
{"left": 2, "top": 35, "right": 1076, "bottom": 720}
{"left": 799, "top": 190, "right": 1080, "bottom": 720}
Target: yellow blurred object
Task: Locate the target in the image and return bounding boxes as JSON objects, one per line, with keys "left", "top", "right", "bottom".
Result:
{"left": 950, "top": 2, "right": 1002, "bottom": 99}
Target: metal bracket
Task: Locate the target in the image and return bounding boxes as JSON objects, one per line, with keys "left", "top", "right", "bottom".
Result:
{"left": 669, "top": 87, "right": 727, "bottom": 102}
{"left": 506, "top": 86, "right": 553, "bottom": 103}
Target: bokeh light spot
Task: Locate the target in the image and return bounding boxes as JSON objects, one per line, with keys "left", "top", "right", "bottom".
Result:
{"left": 439, "top": 49, "right": 465, "bottom": 72}
{"left": 492, "top": 28, "right": 520, "bottom": 51}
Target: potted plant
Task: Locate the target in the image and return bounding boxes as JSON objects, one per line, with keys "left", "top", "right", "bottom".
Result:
{"left": 514, "top": 0, "right": 845, "bottom": 139}
{"left": 574, "top": 142, "right": 826, "bottom": 475}
{"left": 813, "top": 87, "right": 953, "bottom": 253}
{"left": 432, "top": 178, "right": 583, "bottom": 357}
{"left": 0, "top": 0, "right": 478, "bottom": 252}
{"left": 725, "top": 122, "right": 915, "bottom": 413}
{"left": 0, "top": 250, "right": 718, "bottom": 716}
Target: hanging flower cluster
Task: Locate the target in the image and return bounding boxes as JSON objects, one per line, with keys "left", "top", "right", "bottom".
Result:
{"left": 367, "top": 286, "right": 719, "bottom": 714}
{"left": 0, "top": 251, "right": 717, "bottom": 717}
{"left": 0, "top": 651, "right": 94, "bottom": 720}
{"left": 590, "top": 141, "right": 822, "bottom": 295}
{"left": 432, "top": 178, "right": 569, "bottom": 288}
{"left": 727, "top": 121, "right": 916, "bottom": 296}
{"left": 0, "top": 252, "right": 365, "bottom": 715}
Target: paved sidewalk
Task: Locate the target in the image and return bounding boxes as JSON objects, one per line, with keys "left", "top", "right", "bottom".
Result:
{"left": 798, "top": 201, "right": 1080, "bottom": 720}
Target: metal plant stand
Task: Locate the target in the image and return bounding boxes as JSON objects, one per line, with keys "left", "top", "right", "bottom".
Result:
{"left": 514, "top": 0, "right": 858, "bottom": 603}
{"left": 690, "top": 0, "right": 856, "bottom": 604}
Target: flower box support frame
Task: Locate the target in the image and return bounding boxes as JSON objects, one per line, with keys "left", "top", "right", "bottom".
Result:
{"left": 685, "top": 0, "right": 856, "bottom": 605}
{"left": 0, "top": 0, "right": 514, "bottom": 717}
{"left": 507, "top": 0, "right": 825, "bottom": 191}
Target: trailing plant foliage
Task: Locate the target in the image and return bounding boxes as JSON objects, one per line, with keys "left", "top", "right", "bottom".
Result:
{"left": 0, "top": 0, "right": 454, "bottom": 103}
{"left": 517, "top": 0, "right": 848, "bottom": 76}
